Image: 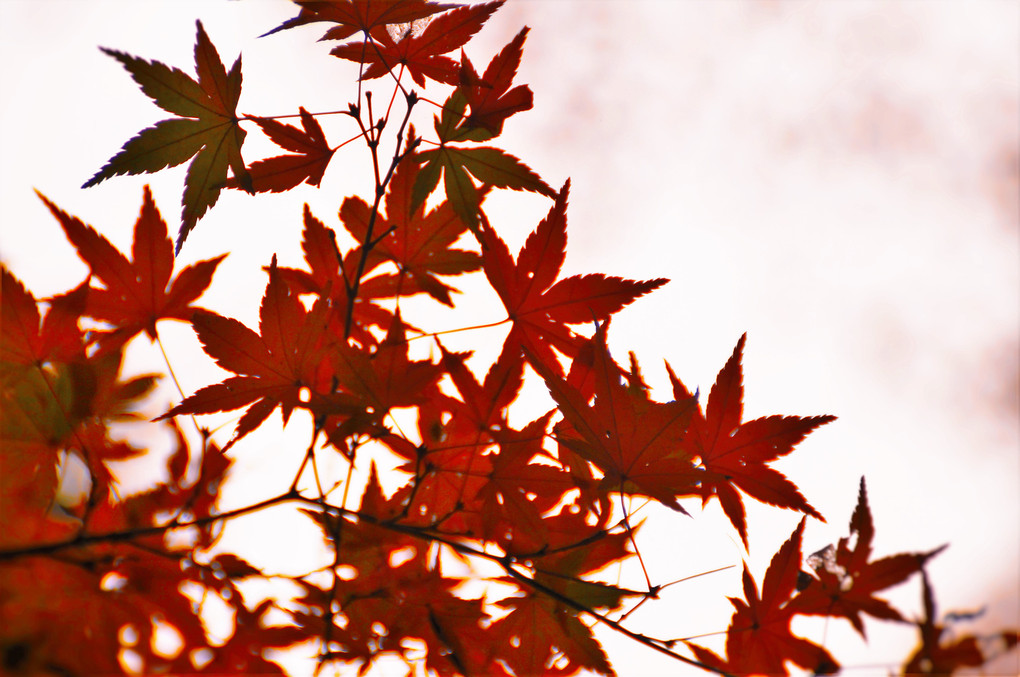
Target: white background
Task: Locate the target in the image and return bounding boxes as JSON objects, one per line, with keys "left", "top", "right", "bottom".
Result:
{"left": 1, "top": 1, "right": 1016, "bottom": 675}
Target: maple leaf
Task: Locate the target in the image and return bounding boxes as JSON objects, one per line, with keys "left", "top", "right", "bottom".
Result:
{"left": 319, "top": 312, "right": 443, "bottom": 448}
{"left": 382, "top": 340, "right": 525, "bottom": 533}
{"left": 262, "top": 0, "right": 457, "bottom": 41}
{"left": 0, "top": 366, "right": 75, "bottom": 548}
{"left": 532, "top": 327, "right": 699, "bottom": 513}
{"left": 0, "top": 268, "right": 166, "bottom": 546}
{"left": 330, "top": 2, "right": 502, "bottom": 87}
{"left": 298, "top": 466, "right": 494, "bottom": 675}
{"left": 412, "top": 90, "right": 556, "bottom": 232}
{"left": 1, "top": 265, "right": 88, "bottom": 382}
{"left": 668, "top": 333, "right": 833, "bottom": 548}
{"left": 0, "top": 553, "right": 207, "bottom": 675}
{"left": 480, "top": 182, "right": 667, "bottom": 373}
{"left": 83, "top": 21, "right": 251, "bottom": 251}
{"left": 226, "top": 107, "right": 336, "bottom": 193}
{"left": 339, "top": 151, "right": 481, "bottom": 306}
{"left": 38, "top": 187, "right": 225, "bottom": 350}
{"left": 787, "top": 476, "right": 945, "bottom": 637}
{"left": 489, "top": 507, "right": 636, "bottom": 676}
{"left": 687, "top": 519, "right": 840, "bottom": 676}
{"left": 479, "top": 414, "right": 581, "bottom": 553}
{"left": 491, "top": 593, "right": 614, "bottom": 677}
{"left": 438, "top": 337, "right": 525, "bottom": 436}
{"left": 274, "top": 204, "right": 396, "bottom": 345}
{"left": 457, "top": 27, "right": 533, "bottom": 137}
{"left": 159, "top": 256, "right": 332, "bottom": 448}
{"left": 902, "top": 569, "right": 1020, "bottom": 675}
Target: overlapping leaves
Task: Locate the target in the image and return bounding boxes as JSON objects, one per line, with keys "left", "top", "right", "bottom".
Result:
{"left": 6, "top": 2, "right": 1017, "bottom": 677}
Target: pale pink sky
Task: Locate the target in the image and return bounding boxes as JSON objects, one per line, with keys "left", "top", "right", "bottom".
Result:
{"left": 1, "top": 2, "right": 1016, "bottom": 675}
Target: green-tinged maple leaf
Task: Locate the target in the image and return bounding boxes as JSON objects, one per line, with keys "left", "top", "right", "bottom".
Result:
{"left": 226, "top": 107, "right": 336, "bottom": 193}
{"left": 0, "top": 363, "right": 76, "bottom": 549}
{"left": 687, "top": 519, "right": 840, "bottom": 676}
{"left": 330, "top": 1, "right": 502, "bottom": 87}
{"left": 788, "top": 477, "right": 945, "bottom": 637}
{"left": 480, "top": 182, "right": 668, "bottom": 373}
{"left": 83, "top": 21, "right": 251, "bottom": 251}
{"left": 0, "top": 267, "right": 160, "bottom": 548}
{"left": 38, "top": 187, "right": 225, "bottom": 350}
{"left": 531, "top": 327, "right": 699, "bottom": 513}
{"left": 668, "top": 333, "right": 833, "bottom": 548}
{"left": 262, "top": 0, "right": 457, "bottom": 41}
{"left": 159, "top": 256, "right": 332, "bottom": 448}
{"left": 412, "top": 91, "right": 555, "bottom": 231}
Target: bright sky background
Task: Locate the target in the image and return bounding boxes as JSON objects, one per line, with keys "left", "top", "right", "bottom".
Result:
{"left": 1, "top": 1, "right": 1017, "bottom": 676}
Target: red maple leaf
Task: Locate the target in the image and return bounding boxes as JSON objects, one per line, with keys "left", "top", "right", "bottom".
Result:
{"left": 319, "top": 312, "right": 443, "bottom": 449}
{"left": 274, "top": 204, "right": 397, "bottom": 346}
{"left": 38, "top": 187, "right": 224, "bottom": 351}
{"left": 668, "top": 333, "right": 833, "bottom": 547}
{"left": 330, "top": 2, "right": 502, "bottom": 87}
{"left": 262, "top": 0, "right": 457, "bottom": 41}
{"left": 687, "top": 519, "right": 840, "bottom": 675}
{"left": 296, "top": 465, "right": 494, "bottom": 675}
{"left": 339, "top": 150, "right": 481, "bottom": 306}
{"left": 489, "top": 507, "right": 635, "bottom": 677}
{"left": 1, "top": 266, "right": 87, "bottom": 376}
{"left": 532, "top": 327, "right": 699, "bottom": 513}
{"left": 480, "top": 182, "right": 667, "bottom": 373}
{"left": 787, "top": 477, "right": 945, "bottom": 636}
{"left": 479, "top": 414, "right": 581, "bottom": 554}
{"left": 227, "top": 107, "right": 336, "bottom": 193}
{"left": 160, "top": 256, "right": 333, "bottom": 447}
{"left": 903, "top": 569, "right": 1020, "bottom": 675}
{"left": 490, "top": 593, "right": 613, "bottom": 677}
{"left": 458, "top": 27, "right": 533, "bottom": 137}
{"left": 382, "top": 339, "right": 527, "bottom": 535}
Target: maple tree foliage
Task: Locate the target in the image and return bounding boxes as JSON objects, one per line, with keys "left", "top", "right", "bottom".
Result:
{"left": 1, "top": 2, "right": 1016, "bottom": 676}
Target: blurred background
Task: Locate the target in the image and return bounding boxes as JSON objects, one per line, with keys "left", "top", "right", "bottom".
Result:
{"left": 1, "top": 1, "right": 1016, "bottom": 675}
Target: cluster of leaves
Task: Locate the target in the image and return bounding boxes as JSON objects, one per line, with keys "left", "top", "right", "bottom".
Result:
{"left": 1, "top": 1, "right": 1016, "bottom": 676}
